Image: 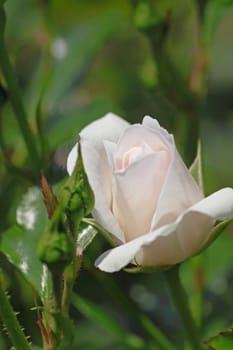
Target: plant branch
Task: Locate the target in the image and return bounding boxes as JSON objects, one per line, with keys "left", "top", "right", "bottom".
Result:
{"left": 0, "top": 277, "right": 31, "bottom": 350}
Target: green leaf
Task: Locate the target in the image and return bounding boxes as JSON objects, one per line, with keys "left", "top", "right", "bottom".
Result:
{"left": 205, "top": 328, "right": 233, "bottom": 349}
{"left": 0, "top": 187, "right": 52, "bottom": 302}
{"left": 203, "top": 0, "right": 233, "bottom": 46}
{"left": 189, "top": 140, "right": 203, "bottom": 191}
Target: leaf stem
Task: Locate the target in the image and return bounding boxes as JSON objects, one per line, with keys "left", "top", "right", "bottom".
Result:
{"left": 0, "top": 277, "right": 31, "bottom": 350}
{"left": 164, "top": 265, "right": 202, "bottom": 350}
{"left": 0, "top": 4, "right": 40, "bottom": 176}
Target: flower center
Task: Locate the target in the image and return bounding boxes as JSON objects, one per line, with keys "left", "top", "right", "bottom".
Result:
{"left": 115, "top": 142, "right": 154, "bottom": 171}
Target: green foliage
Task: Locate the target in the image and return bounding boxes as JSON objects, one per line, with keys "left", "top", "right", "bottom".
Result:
{"left": 203, "top": 0, "right": 233, "bottom": 46}
{"left": 205, "top": 328, "right": 233, "bottom": 349}
{"left": 0, "top": 187, "right": 52, "bottom": 302}
{"left": 37, "top": 226, "right": 74, "bottom": 272}
{"left": 0, "top": 0, "right": 233, "bottom": 349}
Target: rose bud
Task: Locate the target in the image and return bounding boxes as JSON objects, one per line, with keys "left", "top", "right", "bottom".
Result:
{"left": 67, "top": 113, "right": 233, "bottom": 272}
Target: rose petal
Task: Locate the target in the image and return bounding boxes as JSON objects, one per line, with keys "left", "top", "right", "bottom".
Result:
{"left": 111, "top": 151, "right": 170, "bottom": 241}
{"left": 138, "top": 188, "right": 233, "bottom": 268}
{"left": 142, "top": 116, "right": 161, "bottom": 129}
{"left": 103, "top": 140, "right": 117, "bottom": 170}
{"left": 151, "top": 149, "right": 203, "bottom": 229}
{"left": 142, "top": 116, "right": 204, "bottom": 229}
{"left": 66, "top": 113, "right": 129, "bottom": 243}
{"left": 114, "top": 124, "right": 170, "bottom": 167}
{"left": 67, "top": 143, "right": 78, "bottom": 176}
{"left": 95, "top": 222, "right": 177, "bottom": 272}
{"left": 80, "top": 139, "right": 123, "bottom": 242}
{"left": 95, "top": 210, "right": 214, "bottom": 272}
{"left": 137, "top": 211, "right": 213, "bottom": 267}
{"left": 188, "top": 187, "right": 233, "bottom": 221}
{"left": 81, "top": 112, "right": 129, "bottom": 144}
{"left": 142, "top": 116, "right": 173, "bottom": 145}
{"left": 67, "top": 112, "right": 129, "bottom": 175}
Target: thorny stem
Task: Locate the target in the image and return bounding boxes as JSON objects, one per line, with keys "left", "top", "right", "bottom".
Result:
{"left": 0, "top": 275, "right": 31, "bottom": 350}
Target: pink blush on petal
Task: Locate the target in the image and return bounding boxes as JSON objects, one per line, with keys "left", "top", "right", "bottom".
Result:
{"left": 122, "top": 146, "right": 143, "bottom": 169}
{"left": 114, "top": 142, "right": 156, "bottom": 171}
{"left": 112, "top": 150, "right": 171, "bottom": 241}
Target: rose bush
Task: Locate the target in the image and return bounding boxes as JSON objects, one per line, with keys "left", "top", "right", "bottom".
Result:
{"left": 67, "top": 113, "right": 233, "bottom": 272}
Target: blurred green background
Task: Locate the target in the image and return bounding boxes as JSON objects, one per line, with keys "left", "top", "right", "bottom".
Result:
{"left": 0, "top": 0, "right": 233, "bottom": 349}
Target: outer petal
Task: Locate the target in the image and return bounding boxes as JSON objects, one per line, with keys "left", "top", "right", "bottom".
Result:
{"left": 188, "top": 187, "right": 233, "bottom": 221}
{"left": 95, "top": 209, "right": 214, "bottom": 272}
{"left": 140, "top": 188, "right": 233, "bottom": 267}
{"left": 67, "top": 113, "right": 130, "bottom": 242}
{"left": 142, "top": 116, "right": 204, "bottom": 229}
{"left": 67, "top": 143, "right": 78, "bottom": 175}
{"left": 95, "top": 187, "right": 233, "bottom": 272}
{"left": 67, "top": 112, "right": 129, "bottom": 175}
{"left": 137, "top": 211, "right": 213, "bottom": 267}
{"left": 95, "top": 222, "right": 178, "bottom": 272}
{"left": 151, "top": 148, "right": 203, "bottom": 229}
{"left": 80, "top": 139, "right": 123, "bottom": 242}
{"left": 142, "top": 116, "right": 173, "bottom": 146}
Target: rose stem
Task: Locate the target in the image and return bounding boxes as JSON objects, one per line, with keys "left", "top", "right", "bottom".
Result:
{"left": 0, "top": 276, "right": 31, "bottom": 350}
{"left": 164, "top": 265, "right": 202, "bottom": 350}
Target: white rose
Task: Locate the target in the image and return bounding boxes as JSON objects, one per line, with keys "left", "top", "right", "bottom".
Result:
{"left": 67, "top": 113, "right": 233, "bottom": 272}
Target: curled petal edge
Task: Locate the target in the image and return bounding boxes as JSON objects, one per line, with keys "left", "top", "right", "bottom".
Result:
{"left": 95, "top": 187, "right": 233, "bottom": 272}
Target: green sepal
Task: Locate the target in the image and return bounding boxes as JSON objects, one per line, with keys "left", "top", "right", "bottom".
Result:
{"left": 37, "top": 228, "right": 74, "bottom": 273}
{"left": 124, "top": 264, "right": 171, "bottom": 274}
{"left": 59, "top": 143, "right": 95, "bottom": 231}
{"left": 204, "top": 327, "right": 233, "bottom": 350}
{"left": 189, "top": 140, "right": 204, "bottom": 192}
{"left": 37, "top": 144, "right": 94, "bottom": 272}
{"left": 41, "top": 173, "right": 58, "bottom": 218}
{"left": 60, "top": 142, "right": 95, "bottom": 215}
{"left": 37, "top": 207, "right": 74, "bottom": 273}
{"left": 196, "top": 217, "right": 233, "bottom": 256}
